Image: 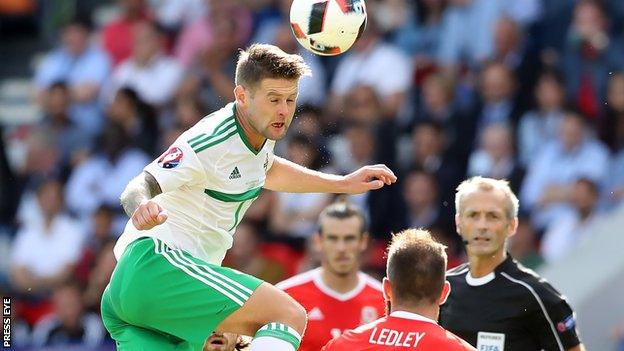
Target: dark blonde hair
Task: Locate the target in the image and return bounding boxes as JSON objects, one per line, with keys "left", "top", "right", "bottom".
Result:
{"left": 386, "top": 229, "right": 447, "bottom": 304}
{"left": 235, "top": 44, "right": 311, "bottom": 91}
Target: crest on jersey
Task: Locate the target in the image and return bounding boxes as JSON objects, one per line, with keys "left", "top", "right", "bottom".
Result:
{"left": 360, "top": 306, "right": 378, "bottom": 324}
{"left": 158, "top": 147, "right": 183, "bottom": 169}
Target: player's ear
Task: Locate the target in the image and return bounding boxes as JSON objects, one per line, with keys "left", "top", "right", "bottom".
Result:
{"left": 360, "top": 232, "right": 369, "bottom": 251}
{"left": 313, "top": 231, "right": 322, "bottom": 251}
{"left": 439, "top": 281, "right": 451, "bottom": 305}
{"left": 508, "top": 216, "right": 519, "bottom": 239}
{"left": 454, "top": 214, "right": 461, "bottom": 235}
{"left": 234, "top": 85, "right": 246, "bottom": 105}
{"left": 382, "top": 277, "right": 392, "bottom": 302}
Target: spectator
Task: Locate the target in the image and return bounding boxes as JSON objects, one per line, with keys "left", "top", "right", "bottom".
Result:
{"left": 83, "top": 240, "right": 117, "bottom": 312}
{"left": 400, "top": 121, "right": 463, "bottom": 208}
{"left": 150, "top": 0, "right": 205, "bottom": 33}
{"left": 329, "top": 19, "right": 413, "bottom": 119}
{"left": 107, "top": 87, "right": 159, "bottom": 155}
{"left": 109, "top": 20, "right": 184, "bottom": 106}
{"left": 10, "top": 178, "right": 85, "bottom": 295}
{"left": 474, "top": 61, "right": 525, "bottom": 135}
{"left": 0, "top": 125, "right": 19, "bottom": 226}
{"left": 74, "top": 205, "right": 116, "bottom": 286}
{"left": 521, "top": 111, "right": 609, "bottom": 229}
{"left": 600, "top": 72, "right": 624, "bottom": 152}
{"left": 518, "top": 70, "right": 567, "bottom": 167}
{"left": 39, "top": 81, "right": 91, "bottom": 168}
{"left": 173, "top": 96, "right": 207, "bottom": 130}
{"left": 34, "top": 17, "right": 111, "bottom": 137}
{"left": 491, "top": 17, "right": 542, "bottom": 110}
{"left": 175, "top": 0, "right": 252, "bottom": 67}
{"left": 563, "top": 0, "right": 624, "bottom": 120}
{"left": 418, "top": 73, "right": 472, "bottom": 166}
{"left": 508, "top": 217, "right": 543, "bottom": 270}
{"left": 602, "top": 149, "right": 624, "bottom": 210}
{"left": 391, "top": 0, "right": 445, "bottom": 74}
{"left": 31, "top": 280, "right": 106, "bottom": 347}
{"left": 176, "top": 12, "right": 240, "bottom": 109}
{"left": 64, "top": 122, "right": 150, "bottom": 224}
{"left": 437, "top": 0, "right": 540, "bottom": 70}
{"left": 403, "top": 169, "right": 447, "bottom": 229}
{"left": 541, "top": 178, "right": 603, "bottom": 263}
{"left": 101, "top": 0, "right": 152, "bottom": 66}
{"left": 467, "top": 123, "right": 524, "bottom": 192}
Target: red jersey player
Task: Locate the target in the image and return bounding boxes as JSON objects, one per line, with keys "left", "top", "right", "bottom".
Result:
{"left": 322, "top": 228, "right": 476, "bottom": 351}
{"left": 277, "top": 202, "right": 385, "bottom": 351}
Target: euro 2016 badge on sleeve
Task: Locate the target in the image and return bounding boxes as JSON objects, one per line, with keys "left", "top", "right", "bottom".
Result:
{"left": 158, "top": 147, "right": 183, "bottom": 169}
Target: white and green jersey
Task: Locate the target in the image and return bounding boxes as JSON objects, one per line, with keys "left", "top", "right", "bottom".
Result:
{"left": 114, "top": 102, "right": 275, "bottom": 265}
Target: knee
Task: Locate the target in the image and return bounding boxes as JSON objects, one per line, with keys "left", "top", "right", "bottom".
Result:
{"left": 280, "top": 295, "right": 307, "bottom": 335}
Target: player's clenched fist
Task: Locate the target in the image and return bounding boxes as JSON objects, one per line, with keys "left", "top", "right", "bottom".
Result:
{"left": 132, "top": 200, "right": 168, "bottom": 230}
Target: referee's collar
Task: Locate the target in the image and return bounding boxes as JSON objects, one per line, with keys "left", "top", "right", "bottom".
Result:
{"left": 466, "top": 254, "right": 515, "bottom": 286}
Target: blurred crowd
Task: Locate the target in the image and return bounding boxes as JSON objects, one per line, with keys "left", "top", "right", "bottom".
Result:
{"left": 2, "top": 0, "right": 624, "bottom": 349}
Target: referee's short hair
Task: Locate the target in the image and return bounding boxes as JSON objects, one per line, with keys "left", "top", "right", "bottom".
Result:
{"left": 386, "top": 228, "right": 447, "bottom": 305}
{"left": 455, "top": 176, "right": 519, "bottom": 219}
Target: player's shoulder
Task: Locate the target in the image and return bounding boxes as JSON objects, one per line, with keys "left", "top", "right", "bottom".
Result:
{"left": 358, "top": 271, "right": 383, "bottom": 292}
{"left": 438, "top": 329, "right": 478, "bottom": 351}
{"left": 275, "top": 268, "right": 318, "bottom": 292}
{"left": 182, "top": 103, "right": 238, "bottom": 153}
{"left": 498, "top": 258, "right": 567, "bottom": 304}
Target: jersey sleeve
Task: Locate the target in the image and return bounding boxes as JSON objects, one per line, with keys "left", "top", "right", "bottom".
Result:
{"left": 144, "top": 139, "right": 208, "bottom": 193}
{"left": 529, "top": 283, "right": 582, "bottom": 350}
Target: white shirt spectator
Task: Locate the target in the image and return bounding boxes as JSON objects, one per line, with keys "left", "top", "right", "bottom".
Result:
{"left": 331, "top": 42, "right": 413, "bottom": 99}
{"left": 540, "top": 208, "right": 601, "bottom": 263}
{"left": 65, "top": 149, "right": 150, "bottom": 221}
{"left": 11, "top": 215, "right": 85, "bottom": 278}
{"left": 110, "top": 55, "right": 184, "bottom": 106}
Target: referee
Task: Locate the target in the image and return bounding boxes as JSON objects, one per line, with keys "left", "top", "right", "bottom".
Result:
{"left": 439, "top": 177, "right": 585, "bottom": 351}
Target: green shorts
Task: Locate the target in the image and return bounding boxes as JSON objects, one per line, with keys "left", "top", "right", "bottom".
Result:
{"left": 101, "top": 237, "right": 263, "bottom": 350}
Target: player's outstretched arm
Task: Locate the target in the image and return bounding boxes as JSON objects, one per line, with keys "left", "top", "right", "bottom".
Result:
{"left": 120, "top": 171, "right": 167, "bottom": 230}
{"left": 264, "top": 156, "right": 397, "bottom": 194}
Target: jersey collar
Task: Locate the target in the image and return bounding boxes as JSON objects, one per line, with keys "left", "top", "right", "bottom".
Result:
{"left": 389, "top": 311, "right": 438, "bottom": 325}
{"left": 465, "top": 254, "right": 516, "bottom": 286}
{"left": 232, "top": 102, "right": 267, "bottom": 155}
{"left": 312, "top": 268, "right": 367, "bottom": 301}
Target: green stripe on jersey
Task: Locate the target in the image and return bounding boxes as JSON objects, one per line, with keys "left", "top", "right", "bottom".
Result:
{"left": 204, "top": 187, "right": 262, "bottom": 202}
{"left": 190, "top": 120, "right": 236, "bottom": 150}
{"left": 194, "top": 128, "right": 238, "bottom": 153}
{"left": 187, "top": 116, "right": 234, "bottom": 144}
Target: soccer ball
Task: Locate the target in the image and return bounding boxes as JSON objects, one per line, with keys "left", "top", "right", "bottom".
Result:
{"left": 290, "top": 0, "right": 367, "bottom": 56}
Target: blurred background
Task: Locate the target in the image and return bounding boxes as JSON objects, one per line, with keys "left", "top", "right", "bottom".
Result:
{"left": 0, "top": 0, "right": 623, "bottom": 350}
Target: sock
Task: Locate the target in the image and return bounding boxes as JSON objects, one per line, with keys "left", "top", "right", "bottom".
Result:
{"left": 249, "top": 322, "right": 302, "bottom": 351}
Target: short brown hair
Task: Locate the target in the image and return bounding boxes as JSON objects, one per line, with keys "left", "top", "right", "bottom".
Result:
{"left": 386, "top": 229, "right": 447, "bottom": 305}
{"left": 235, "top": 44, "right": 311, "bottom": 90}
{"left": 318, "top": 200, "right": 367, "bottom": 235}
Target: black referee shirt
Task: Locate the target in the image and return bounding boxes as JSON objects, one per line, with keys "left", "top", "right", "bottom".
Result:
{"left": 439, "top": 255, "right": 581, "bottom": 351}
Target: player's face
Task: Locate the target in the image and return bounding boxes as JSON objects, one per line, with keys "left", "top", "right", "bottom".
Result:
{"left": 316, "top": 216, "right": 367, "bottom": 276}
{"left": 242, "top": 78, "right": 299, "bottom": 141}
{"left": 455, "top": 189, "right": 517, "bottom": 258}
{"left": 203, "top": 332, "right": 238, "bottom": 351}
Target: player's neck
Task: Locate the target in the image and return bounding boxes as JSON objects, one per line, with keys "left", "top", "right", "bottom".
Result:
{"left": 320, "top": 267, "right": 360, "bottom": 294}
{"left": 390, "top": 303, "right": 439, "bottom": 322}
{"left": 469, "top": 250, "right": 507, "bottom": 278}
{"left": 234, "top": 104, "right": 266, "bottom": 150}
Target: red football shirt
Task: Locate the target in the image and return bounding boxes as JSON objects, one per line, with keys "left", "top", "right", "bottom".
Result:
{"left": 322, "top": 311, "right": 477, "bottom": 351}
{"left": 277, "top": 268, "right": 385, "bottom": 351}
